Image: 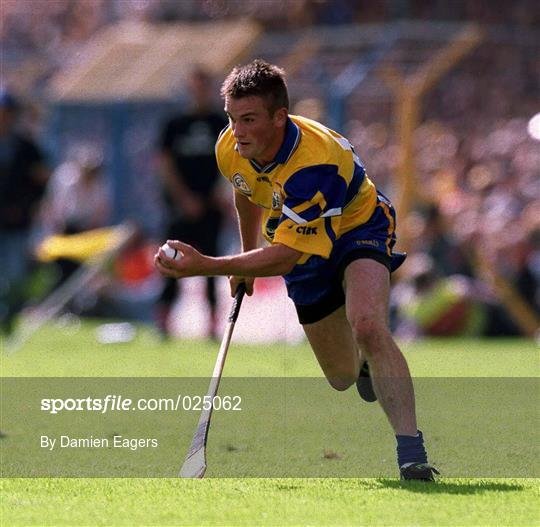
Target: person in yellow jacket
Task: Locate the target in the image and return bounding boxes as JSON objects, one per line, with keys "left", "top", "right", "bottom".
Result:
{"left": 397, "top": 253, "right": 486, "bottom": 337}
{"left": 155, "top": 60, "right": 438, "bottom": 480}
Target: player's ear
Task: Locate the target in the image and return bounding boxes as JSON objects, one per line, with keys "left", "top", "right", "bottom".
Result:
{"left": 273, "top": 107, "right": 288, "bottom": 128}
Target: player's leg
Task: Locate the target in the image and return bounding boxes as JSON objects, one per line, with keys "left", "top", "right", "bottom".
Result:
{"left": 343, "top": 258, "right": 437, "bottom": 479}
{"left": 302, "top": 305, "right": 360, "bottom": 391}
{"left": 156, "top": 277, "right": 179, "bottom": 338}
{"left": 343, "top": 257, "right": 417, "bottom": 435}
{"left": 289, "top": 262, "right": 372, "bottom": 395}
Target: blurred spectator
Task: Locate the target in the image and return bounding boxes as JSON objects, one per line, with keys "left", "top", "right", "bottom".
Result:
{"left": 42, "top": 144, "right": 110, "bottom": 234}
{"left": 414, "top": 204, "right": 472, "bottom": 277}
{"left": 0, "top": 89, "right": 49, "bottom": 334}
{"left": 156, "top": 67, "right": 228, "bottom": 339}
{"left": 39, "top": 143, "right": 111, "bottom": 284}
{"left": 393, "top": 254, "right": 488, "bottom": 338}
{"left": 521, "top": 228, "right": 540, "bottom": 315}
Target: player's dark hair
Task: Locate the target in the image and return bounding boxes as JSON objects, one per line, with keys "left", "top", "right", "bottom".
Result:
{"left": 220, "top": 59, "right": 289, "bottom": 115}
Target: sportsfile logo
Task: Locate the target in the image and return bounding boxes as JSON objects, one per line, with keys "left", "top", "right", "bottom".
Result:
{"left": 40, "top": 395, "right": 242, "bottom": 414}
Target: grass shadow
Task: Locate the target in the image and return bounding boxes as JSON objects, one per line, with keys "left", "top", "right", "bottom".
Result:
{"left": 376, "top": 479, "right": 527, "bottom": 495}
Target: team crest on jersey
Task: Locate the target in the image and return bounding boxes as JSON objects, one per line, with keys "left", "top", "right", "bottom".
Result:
{"left": 232, "top": 173, "right": 252, "bottom": 196}
{"left": 271, "top": 190, "right": 282, "bottom": 211}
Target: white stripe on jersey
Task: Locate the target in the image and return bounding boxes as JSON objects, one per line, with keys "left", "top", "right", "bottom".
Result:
{"left": 282, "top": 205, "right": 308, "bottom": 224}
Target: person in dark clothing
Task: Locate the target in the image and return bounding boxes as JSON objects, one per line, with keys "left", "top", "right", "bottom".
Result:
{"left": 0, "top": 90, "right": 49, "bottom": 333}
{"left": 156, "top": 68, "right": 228, "bottom": 339}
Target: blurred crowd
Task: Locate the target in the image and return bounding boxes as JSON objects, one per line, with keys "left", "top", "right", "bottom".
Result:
{"left": 3, "top": 0, "right": 539, "bottom": 96}
{"left": 342, "top": 35, "right": 539, "bottom": 336}
{"left": 1, "top": 1, "right": 538, "bottom": 339}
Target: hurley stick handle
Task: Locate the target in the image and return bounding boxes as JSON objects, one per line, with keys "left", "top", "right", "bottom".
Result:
{"left": 229, "top": 282, "right": 246, "bottom": 323}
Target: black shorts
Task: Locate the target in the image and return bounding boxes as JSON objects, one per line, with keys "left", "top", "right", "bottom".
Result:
{"left": 294, "top": 249, "right": 403, "bottom": 324}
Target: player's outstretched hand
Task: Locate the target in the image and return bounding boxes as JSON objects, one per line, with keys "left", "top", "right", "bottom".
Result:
{"left": 229, "top": 276, "right": 254, "bottom": 297}
{"left": 154, "top": 240, "right": 206, "bottom": 279}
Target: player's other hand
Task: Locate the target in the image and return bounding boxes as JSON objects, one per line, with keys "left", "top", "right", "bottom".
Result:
{"left": 229, "top": 276, "right": 254, "bottom": 297}
{"left": 154, "top": 240, "right": 204, "bottom": 279}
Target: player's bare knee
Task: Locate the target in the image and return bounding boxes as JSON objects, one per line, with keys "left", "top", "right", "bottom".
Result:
{"left": 326, "top": 375, "right": 356, "bottom": 391}
{"left": 349, "top": 314, "right": 389, "bottom": 347}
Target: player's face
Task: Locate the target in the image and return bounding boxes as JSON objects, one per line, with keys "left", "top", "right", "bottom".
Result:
{"left": 225, "top": 95, "right": 287, "bottom": 164}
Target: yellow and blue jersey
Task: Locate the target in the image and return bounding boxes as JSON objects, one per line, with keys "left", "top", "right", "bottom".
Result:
{"left": 216, "top": 115, "right": 403, "bottom": 311}
{"left": 217, "top": 115, "right": 384, "bottom": 259}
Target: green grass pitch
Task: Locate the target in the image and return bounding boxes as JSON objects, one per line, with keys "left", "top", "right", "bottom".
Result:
{"left": 1, "top": 321, "right": 539, "bottom": 526}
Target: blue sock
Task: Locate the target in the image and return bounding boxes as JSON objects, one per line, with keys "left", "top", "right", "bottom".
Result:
{"left": 396, "top": 430, "right": 428, "bottom": 467}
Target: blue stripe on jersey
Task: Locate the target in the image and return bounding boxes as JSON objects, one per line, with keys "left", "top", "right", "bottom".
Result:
{"left": 283, "top": 164, "right": 347, "bottom": 213}
{"left": 249, "top": 159, "right": 279, "bottom": 173}
{"left": 295, "top": 203, "right": 323, "bottom": 223}
{"left": 275, "top": 118, "right": 301, "bottom": 164}
{"left": 250, "top": 119, "right": 301, "bottom": 174}
{"left": 324, "top": 216, "right": 336, "bottom": 244}
{"left": 344, "top": 162, "right": 366, "bottom": 207}
{"left": 280, "top": 194, "right": 323, "bottom": 223}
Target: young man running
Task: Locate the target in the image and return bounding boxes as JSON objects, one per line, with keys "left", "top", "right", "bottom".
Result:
{"left": 155, "top": 60, "right": 438, "bottom": 480}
